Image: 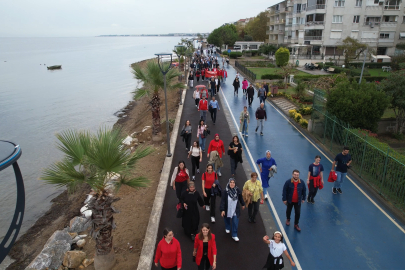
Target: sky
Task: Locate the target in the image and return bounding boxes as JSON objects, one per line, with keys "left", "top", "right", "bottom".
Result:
{"left": 0, "top": 0, "right": 278, "bottom": 37}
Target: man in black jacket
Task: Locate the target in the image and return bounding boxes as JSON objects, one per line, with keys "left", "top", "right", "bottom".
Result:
{"left": 246, "top": 84, "right": 255, "bottom": 106}
{"left": 255, "top": 103, "right": 267, "bottom": 136}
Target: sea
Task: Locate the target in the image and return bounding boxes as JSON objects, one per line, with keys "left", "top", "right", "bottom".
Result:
{"left": 0, "top": 36, "right": 182, "bottom": 267}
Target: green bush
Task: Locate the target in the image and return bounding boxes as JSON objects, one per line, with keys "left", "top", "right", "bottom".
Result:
{"left": 299, "top": 96, "right": 313, "bottom": 103}
{"left": 348, "top": 62, "right": 387, "bottom": 69}
{"left": 289, "top": 109, "right": 297, "bottom": 118}
{"left": 261, "top": 74, "right": 283, "bottom": 80}
{"left": 294, "top": 113, "right": 302, "bottom": 122}
{"left": 299, "top": 118, "right": 308, "bottom": 129}
{"left": 241, "top": 61, "right": 275, "bottom": 68}
{"left": 243, "top": 50, "right": 259, "bottom": 56}
{"left": 222, "top": 50, "right": 228, "bottom": 55}
{"left": 275, "top": 47, "right": 290, "bottom": 66}
{"left": 316, "top": 62, "right": 334, "bottom": 69}
{"left": 229, "top": 52, "right": 243, "bottom": 59}
{"left": 351, "top": 76, "right": 387, "bottom": 83}
{"left": 299, "top": 106, "right": 313, "bottom": 115}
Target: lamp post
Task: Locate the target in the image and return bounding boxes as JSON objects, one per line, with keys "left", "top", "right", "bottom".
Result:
{"left": 0, "top": 141, "right": 24, "bottom": 263}
{"left": 155, "top": 53, "right": 173, "bottom": 157}
{"left": 359, "top": 49, "right": 368, "bottom": 84}
{"left": 174, "top": 45, "right": 185, "bottom": 105}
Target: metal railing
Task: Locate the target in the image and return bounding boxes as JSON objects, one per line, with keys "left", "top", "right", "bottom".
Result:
{"left": 311, "top": 89, "right": 405, "bottom": 212}
{"left": 307, "top": 4, "right": 326, "bottom": 10}
{"left": 304, "top": 36, "right": 322, "bottom": 40}
{"left": 235, "top": 61, "right": 256, "bottom": 81}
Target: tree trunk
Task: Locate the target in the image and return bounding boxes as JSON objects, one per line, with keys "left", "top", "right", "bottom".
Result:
{"left": 151, "top": 92, "right": 162, "bottom": 141}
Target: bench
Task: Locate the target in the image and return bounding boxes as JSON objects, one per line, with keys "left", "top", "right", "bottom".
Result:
{"left": 327, "top": 67, "right": 335, "bottom": 73}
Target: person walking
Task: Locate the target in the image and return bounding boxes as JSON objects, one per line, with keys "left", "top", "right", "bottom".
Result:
{"left": 202, "top": 164, "right": 218, "bottom": 223}
{"left": 255, "top": 103, "right": 267, "bottom": 136}
{"left": 258, "top": 85, "right": 266, "bottom": 104}
{"left": 198, "top": 96, "right": 208, "bottom": 122}
{"left": 307, "top": 155, "right": 324, "bottom": 204}
{"left": 181, "top": 120, "right": 192, "bottom": 151}
{"left": 180, "top": 182, "right": 204, "bottom": 241}
{"left": 197, "top": 120, "right": 208, "bottom": 152}
{"left": 196, "top": 69, "right": 201, "bottom": 82}
{"left": 282, "top": 169, "right": 306, "bottom": 231}
{"left": 188, "top": 141, "right": 202, "bottom": 181}
{"left": 154, "top": 228, "right": 182, "bottom": 270}
{"left": 193, "top": 88, "right": 200, "bottom": 108}
{"left": 331, "top": 146, "right": 352, "bottom": 195}
{"left": 220, "top": 178, "right": 245, "bottom": 241}
{"left": 243, "top": 172, "right": 264, "bottom": 223}
{"left": 199, "top": 87, "right": 209, "bottom": 100}
{"left": 242, "top": 78, "right": 248, "bottom": 95}
{"left": 256, "top": 150, "right": 277, "bottom": 197}
{"left": 239, "top": 106, "right": 250, "bottom": 137}
{"left": 228, "top": 136, "right": 243, "bottom": 177}
{"left": 193, "top": 223, "right": 217, "bottom": 270}
{"left": 201, "top": 69, "right": 205, "bottom": 81}
{"left": 214, "top": 76, "right": 221, "bottom": 95}
{"left": 246, "top": 84, "right": 255, "bottom": 107}
{"left": 263, "top": 82, "right": 269, "bottom": 97}
{"left": 171, "top": 161, "right": 190, "bottom": 201}
{"left": 207, "top": 134, "right": 225, "bottom": 176}
{"left": 188, "top": 71, "right": 194, "bottom": 88}
{"left": 209, "top": 77, "right": 216, "bottom": 97}
{"left": 233, "top": 77, "right": 240, "bottom": 95}
{"left": 262, "top": 232, "right": 295, "bottom": 270}
{"left": 208, "top": 96, "right": 220, "bottom": 125}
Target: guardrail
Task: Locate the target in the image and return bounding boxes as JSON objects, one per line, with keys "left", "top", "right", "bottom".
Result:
{"left": 235, "top": 61, "right": 257, "bottom": 81}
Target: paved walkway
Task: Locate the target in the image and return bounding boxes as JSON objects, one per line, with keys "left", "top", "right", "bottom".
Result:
{"left": 223, "top": 57, "right": 405, "bottom": 269}
{"left": 153, "top": 75, "right": 270, "bottom": 269}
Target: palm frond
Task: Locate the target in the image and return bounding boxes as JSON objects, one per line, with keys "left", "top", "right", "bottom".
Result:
{"left": 132, "top": 88, "right": 149, "bottom": 100}
{"left": 116, "top": 176, "right": 149, "bottom": 191}
{"left": 127, "top": 145, "right": 154, "bottom": 167}
{"left": 40, "top": 159, "right": 86, "bottom": 193}
{"left": 55, "top": 130, "right": 90, "bottom": 165}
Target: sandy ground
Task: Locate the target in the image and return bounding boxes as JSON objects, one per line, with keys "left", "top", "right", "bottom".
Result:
{"left": 7, "top": 59, "right": 184, "bottom": 270}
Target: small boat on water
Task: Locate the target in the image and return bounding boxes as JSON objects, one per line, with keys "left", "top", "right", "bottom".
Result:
{"left": 47, "top": 65, "right": 62, "bottom": 70}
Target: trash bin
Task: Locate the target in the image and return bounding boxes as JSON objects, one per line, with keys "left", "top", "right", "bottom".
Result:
{"left": 271, "top": 86, "right": 278, "bottom": 95}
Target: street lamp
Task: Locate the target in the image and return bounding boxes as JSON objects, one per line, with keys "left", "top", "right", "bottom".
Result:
{"left": 359, "top": 49, "right": 368, "bottom": 84}
{"left": 0, "top": 141, "right": 24, "bottom": 263}
{"left": 174, "top": 45, "right": 185, "bottom": 105}
{"left": 155, "top": 53, "right": 173, "bottom": 157}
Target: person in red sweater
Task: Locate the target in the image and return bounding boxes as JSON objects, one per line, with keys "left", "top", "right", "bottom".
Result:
{"left": 201, "top": 69, "right": 205, "bottom": 81}
{"left": 198, "top": 96, "right": 208, "bottom": 122}
{"left": 154, "top": 228, "right": 182, "bottom": 270}
{"left": 207, "top": 134, "right": 225, "bottom": 176}
{"left": 202, "top": 164, "right": 218, "bottom": 223}
{"left": 282, "top": 170, "right": 306, "bottom": 232}
{"left": 193, "top": 223, "right": 217, "bottom": 270}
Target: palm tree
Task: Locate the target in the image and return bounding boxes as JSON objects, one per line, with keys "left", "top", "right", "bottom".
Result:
{"left": 41, "top": 128, "right": 153, "bottom": 269}
{"left": 132, "top": 60, "right": 183, "bottom": 141}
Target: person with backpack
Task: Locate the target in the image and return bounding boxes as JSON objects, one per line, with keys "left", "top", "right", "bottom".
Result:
{"left": 207, "top": 134, "right": 225, "bottom": 176}
{"left": 258, "top": 85, "right": 266, "bottom": 104}
{"left": 242, "top": 78, "right": 248, "bottom": 95}
{"left": 255, "top": 103, "right": 267, "bottom": 136}
{"left": 246, "top": 84, "right": 255, "bottom": 107}
{"left": 188, "top": 140, "right": 203, "bottom": 181}
{"left": 198, "top": 96, "right": 208, "bottom": 122}
{"left": 233, "top": 77, "right": 240, "bottom": 95}
{"left": 202, "top": 164, "right": 219, "bottom": 223}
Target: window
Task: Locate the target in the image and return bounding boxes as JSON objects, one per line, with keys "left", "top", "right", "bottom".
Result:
{"left": 330, "top": 31, "right": 342, "bottom": 39}
{"left": 301, "top": 18, "right": 305, "bottom": 24}
{"left": 353, "top": 16, "right": 360, "bottom": 23}
{"left": 403, "top": 16, "right": 405, "bottom": 24}
{"left": 333, "top": 16, "right": 343, "bottom": 23}
{"left": 351, "top": 31, "right": 359, "bottom": 39}
{"left": 379, "top": 33, "right": 390, "bottom": 39}
{"left": 334, "top": 0, "right": 345, "bottom": 7}
{"left": 374, "top": 0, "right": 379, "bottom": 3}
{"left": 355, "top": 0, "right": 362, "bottom": 6}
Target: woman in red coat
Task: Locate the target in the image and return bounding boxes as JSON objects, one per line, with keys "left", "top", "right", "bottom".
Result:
{"left": 207, "top": 134, "right": 225, "bottom": 176}
{"left": 193, "top": 223, "right": 217, "bottom": 270}
{"left": 154, "top": 228, "right": 182, "bottom": 270}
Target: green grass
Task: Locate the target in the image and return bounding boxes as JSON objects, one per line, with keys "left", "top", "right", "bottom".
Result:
{"left": 249, "top": 55, "right": 266, "bottom": 60}
{"left": 249, "top": 67, "right": 308, "bottom": 79}
{"left": 366, "top": 69, "right": 390, "bottom": 77}
{"left": 382, "top": 108, "right": 396, "bottom": 119}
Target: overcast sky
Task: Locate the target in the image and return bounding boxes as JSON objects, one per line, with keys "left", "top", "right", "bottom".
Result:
{"left": 0, "top": 0, "right": 278, "bottom": 37}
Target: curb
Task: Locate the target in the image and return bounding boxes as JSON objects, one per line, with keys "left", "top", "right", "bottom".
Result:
{"left": 137, "top": 88, "right": 187, "bottom": 270}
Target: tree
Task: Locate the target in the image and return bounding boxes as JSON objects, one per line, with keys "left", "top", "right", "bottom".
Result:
{"left": 207, "top": 28, "right": 223, "bottom": 47}
{"left": 390, "top": 52, "right": 405, "bottom": 71}
{"left": 244, "top": 35, "right": 253, "bottom": 41}
{"left": 244, "top": 12, "right": 267, "bottom": 41}
{"left": 276, "top": 63, "right": 298, "bottom": 90}
{"left": 275, "top": 47, "right": 290, "bottom": 66}
{"left": 207, "top": 24, "right": 238, "bottom": 47}
{"left": 132, "top": 61, "right": 183, "bottom": 141}
{"left": 338, "top": 37, "right": 368, "bottom": 67}
{"left": 258, "top": 44, "right": 277, "bottom": 56}
{"left": 379, "top": 70, "right": 405, "bottom": 134}
{"left": 326, "top": 80, "right": 389, "bottom": 132}
{"left": 41, "top": 128, "right": 153, "bottom": 269}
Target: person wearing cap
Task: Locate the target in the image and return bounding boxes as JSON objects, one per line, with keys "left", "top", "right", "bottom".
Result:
{"left": 282, "top": 169, "right": 306, "bottom": 232}
{"left": 262, "top": 231, "right": 295, "bottom": 269}
{"left": 256, "top": 150, "right": 277, "bottom": 198}
{"left": 220, "top": 178, "right": 245, "bottom": 242}
{"left": 180, "top": 182, "right": 204, "bottom": 241}
{"left": 207, "top": 134, "right": 225, "bottom": 177}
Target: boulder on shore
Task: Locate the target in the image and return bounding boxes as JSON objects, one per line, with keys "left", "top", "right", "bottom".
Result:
{"left": 62, "top": 250, "right": 86, "bottom": 268}
{"left": 69, "top": 216, "right": 90, "bottom": 233}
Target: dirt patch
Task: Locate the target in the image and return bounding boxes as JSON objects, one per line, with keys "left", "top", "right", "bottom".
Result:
{"left": 6, "top": 58, "right": 183, "bottom": 270}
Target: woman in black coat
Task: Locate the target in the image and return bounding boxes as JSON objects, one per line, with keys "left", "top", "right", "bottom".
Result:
{"left": 233, "top": 77, "right": 240, "bottom": 95}
{"left": 180, "top": 182, "right": 204, "bottom": 241}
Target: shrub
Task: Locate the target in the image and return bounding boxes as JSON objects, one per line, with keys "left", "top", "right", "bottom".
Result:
{"left": 299, "top": 106, "right": 313, "bottom": 115}
{"left": 299, "top": 95, "right": 313, "bottom": 103}
{"left": 275, "top": 47, "right": 290, "bottom": 66}
{"left": 294, "top": 113, "right": 302, "bottom": 122}
{"left": 261, "top": 74, "right": 283, "bottom": 80}
{"left": 351, "top": 76, "right": 387, "bottom": 83}
{"left": 349, "top": 62, "right": 387, "bottom": 69}
{"left": 299, "top": 118, "right": 308, "bottom": 129}
{"left": 289, "top": 109, "right": 297, "bottom": 118}
{"left": 230, "top": 52, "right": 242, "bottom": 59}
{"left": 222, "top": 50, "right": 228, "bottom": 55}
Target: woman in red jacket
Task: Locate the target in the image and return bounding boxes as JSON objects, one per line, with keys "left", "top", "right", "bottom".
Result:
{"left": 154, "top": 228, "right": 182, "bottom": 270}
{"left": 201, "top": 69, "right": 205, "bottom": 81}
{"left": 207, "top": 134, "right": 225, "bottom": 176}
{"left": 193, "top": 223, "right": 217, "bottom": 270}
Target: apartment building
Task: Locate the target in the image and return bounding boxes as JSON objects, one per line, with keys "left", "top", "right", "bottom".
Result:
{"left": 266, "top": 0, "right": 405, "bottom": 58}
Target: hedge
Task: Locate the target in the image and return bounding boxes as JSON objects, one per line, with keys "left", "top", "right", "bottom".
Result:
{"left": 315, "top": 62, "right": 334, "bottom": 69}
{"left": 261, "top": 74, "right": 283, "bottom": 80}
{"left": 242, "top": 50, "right": 259, "bottom": 56}
{"left": 348, "top": 62, "right": 387, "bottom": 69}
{"left": 351, "top": 76, "right": 387, "bottom": 83}
{"left": 241, "top": 61, "right": 275, "bottom": 68}
{"left": 230, "top": 52, "right": 242, "bottom": 59}
{"left": 329, "top": 66, "right": 370, "bottom": 77}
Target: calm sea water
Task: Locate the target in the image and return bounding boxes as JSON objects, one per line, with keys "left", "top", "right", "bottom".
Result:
{"left": 0, "top": 37, "right": 181, "bottom": 249}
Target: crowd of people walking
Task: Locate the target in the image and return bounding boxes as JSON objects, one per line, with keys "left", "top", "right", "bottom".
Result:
{"left": 155, "top": 45, "right": 352, "bottom": 270}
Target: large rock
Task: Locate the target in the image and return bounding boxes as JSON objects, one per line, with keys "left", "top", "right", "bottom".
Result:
{"left": 69, "top": 216, "right": 90, "bottom": 233}
{"left": 26, "top": 230, "right": 72, "bottom": 270}
{"left": 62, "top": 250, "right": 86, "bottom": 268}
{"left": 76, "top": 239, "right": 86, "bottom": 248}
{"left": 82, "top": 258, "right": 94, "bottom": 267}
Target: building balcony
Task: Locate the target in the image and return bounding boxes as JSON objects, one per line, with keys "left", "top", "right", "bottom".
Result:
{"left": 305, "top": 21, "right": 325, "bottom": 29}
{"left": 307, "top": 4, "right": 326, "bottom": 12}
{"left": 378, "top": 38, "right": 395, "bottom": 43}
{"left": 364, "top": 21, "right": 381, "bottom": 27}
{"left": 360, "top": 38, "right": 378, "bottom": 43}
{"left": 380, "top": 22, "right": 398, "bottom": 28}
{"left": 365, "top": 5, "right": 382, "bottom": 11}
{"left": 287, "top": 0, "right": 293, "bottom": 7}
{"left": 279, "top": 30, "right": 285, "bottom": 34}
{"left": 275, "top": 9, "right": 280, "bottom": 14}
{"left": 304, "top": 36, "right": 322, "bottom": 40}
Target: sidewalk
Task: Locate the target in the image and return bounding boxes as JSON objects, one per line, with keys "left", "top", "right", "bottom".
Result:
{"left": 153, "top": 76, "right": 271, "bottom": 269}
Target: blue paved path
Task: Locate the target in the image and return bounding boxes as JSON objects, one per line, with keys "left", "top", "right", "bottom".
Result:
{"left": 219, "top": 58, "right": 405, "bottom": 270}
